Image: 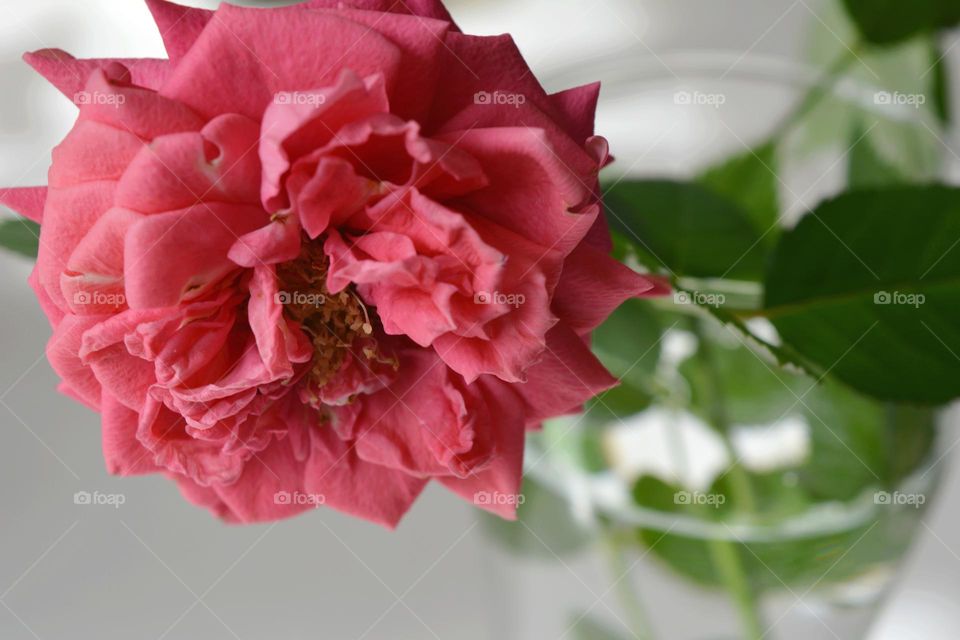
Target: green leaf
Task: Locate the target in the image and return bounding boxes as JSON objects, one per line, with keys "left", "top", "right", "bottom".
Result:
{"left": 800, "top": 380, "right": 889, "bottom": 501}
{"left": 698, "top": 141, "right": 780, "bottom": 242}
{"left": 608, "top": 229, "right": 636, "bottom": 264}
{"left": 764, "top": 186, "right": 960, "bottom": 404}
{"left": 604, "top": 180, "right": 766, "bottom": 280}
{"left": 799, "top": 380, "right": 937, "bottom": 501}
{"left": 847, "top": 125, "right": 907, "bottom": 189}
{"left": 592, "top": 298, "right": 663, "bottom": 383}
{"left": 585, "top": 381, "right": 652, "bottom": 424}
{"left": 841, "top": 0, "right": 960, "bottom": 45}
{"left": 0, "top": 218, "right": 40, "bottom": 258}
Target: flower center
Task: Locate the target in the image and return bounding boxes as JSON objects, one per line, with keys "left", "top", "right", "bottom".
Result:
{"left": 276, "top": 239, "right": 376, "bottom": 392}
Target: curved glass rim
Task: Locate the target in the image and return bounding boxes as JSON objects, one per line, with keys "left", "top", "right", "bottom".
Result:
{"left": 524, "top": 49, "right": 946, "bottom": 542}
{"left": 542, "top": 48, "right": 939, "bottom": 127}
{"left": 522, "top": 431, "right": 943, "bottom": 543}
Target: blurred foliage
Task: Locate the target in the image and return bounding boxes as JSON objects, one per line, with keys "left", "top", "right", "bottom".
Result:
{"left": 630, "top": 472, "right": 911, "bottom": 592}
{"left": 478, "top": 476, "right": 593, "bottom": 558}
{"left": 698, "top": 141, "right": 781, "bottom": 246}
{"left": 483, "top": 0, "right": 957, "bottom": 633}
{"left": 801, "top": 0, "right": 945, "bottom": 183}
{"left": 0, "top": 218, "right": 39, "bottom": 258}
{"left": 846, "top": 125, "right": 907, "bottom": 188}
{"left": 841, "top": 0, "right": 960, "bottom": 45}
{"left": 604, "top": 181, "right": 766, "bottom": 281}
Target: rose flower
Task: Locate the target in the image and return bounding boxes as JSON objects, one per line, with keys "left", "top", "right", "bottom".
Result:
{"left": 0, "top": 0, "right": 664, "bottom": 526}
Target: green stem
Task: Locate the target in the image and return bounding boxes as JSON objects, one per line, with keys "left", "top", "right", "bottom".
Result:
{"left": 603, "top": 531, "right": 657, "bottom": 640}
{"left": 691, "top": 318, "right": 758, "bottom": 513}
{"left": 708, "top": 538, "right": 766, "bottom": 640}
{"left": 690, "top": 318, "right": 765, "bottom": 638}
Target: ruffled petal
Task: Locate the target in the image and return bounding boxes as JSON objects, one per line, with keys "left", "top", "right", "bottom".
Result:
{"left": 80, "top": 308, "right": 169, "bottom": 410}
{"left": 548, "top": 82, "right": 601, "bottom": 145}
{"left": 439, "top": 127, "right": 599, "bottom": 255}
{"left": 259, "top": 70, "right": 389, "bottom": 210}
{"left": 115, "top": 116, "right": 261, "bottom": 216}
{"left": 338, "top": 349, "right": 488, "bottom": 478}
{"left": 291, "top": 158, "right": 379, "bottom": 239}
{"left": 137, "top": 396, "right": 249, "bottom": 485}
{"left": 47, "top": 314, "right": 106, "bottom": 411}
{"left": 75, "top": 68, "right": 204, "bottom": 140}
{"left": 305, "top": 8, "right": 451, "bottom": 120}
{"left": 438, "top": 378, "right": 526, "bottom": 519}
{"left": 515, "top": 324, "right": 618, "bottom": 424}
{"left": 208, "top": 435, "right": 312, "bottom": 523}
{"left": 160, "top": 4, "right": 405, "bottom": 120}
{"left": 228, "top": 215, "right": 302, "bottom": 267}
{"left": 23, "top": 49, "right": 171, "bottom": 97}
{"left": 101, "top": 393, "right": 162, "bottom": 475}
{"left": 324, "top": 190, "right": 506, "bottom": 347}
{"left": 38, "top": 181, "right": 117, "bottom": 313}
{"left": 123, "top": 203, "right": 268, "bottom": 309}
{"left": 246, "top": 266, "right": 313, "bottom": 379}
{"left": 305, "top": 426, "right": 427, "bottom": 529}
{"left": 552, "top": 242, "right": 668, "bottom": 335}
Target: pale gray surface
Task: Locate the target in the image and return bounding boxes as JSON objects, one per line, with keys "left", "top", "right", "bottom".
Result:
{"left": 1, "top": 1, "right": 958, "bottom": 638}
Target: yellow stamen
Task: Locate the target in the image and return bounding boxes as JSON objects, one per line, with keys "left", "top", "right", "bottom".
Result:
{"left": 276, "top": 239, "right": 386, "bottom": 393}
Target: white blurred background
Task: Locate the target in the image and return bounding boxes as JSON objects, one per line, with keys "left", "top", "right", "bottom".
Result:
{"left": 1, "top": 0, "right": 959, "bottom": 638}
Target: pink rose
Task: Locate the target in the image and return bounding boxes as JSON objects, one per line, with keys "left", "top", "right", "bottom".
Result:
{"left": 1, "top": 0, "right": 665, "bottom": 527}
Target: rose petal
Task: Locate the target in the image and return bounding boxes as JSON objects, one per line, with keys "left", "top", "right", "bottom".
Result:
{"left": 47, "top": 314, "right": 106, "bottom": 411}
{"left": 552, "top": 241, "right": 667, "bottom": 334}
{"left": 23, "top": 49, "right": 171, "bottom": 97}
{"left": 0, "top": 186, "right": 46, "bottom": 223}
{"left": 123, "top": 203, "right": 268, "bottom": 309}
{"left": 101, "top": 394, "right": 162, "bottom": 475}
{"left": 161, "top": 5, "right": 405, "bottom": 120}
{"left": 144, "top": 0, "right": 213, "bottom": 62}
{"left": 515, "top": 324, "right": 619, "bottom": 424}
